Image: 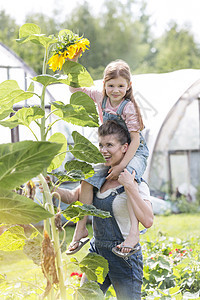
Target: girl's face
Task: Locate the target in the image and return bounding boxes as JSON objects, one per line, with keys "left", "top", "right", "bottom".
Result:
{"left": 105, "top": 76, "right": 131, "bottom": 107}
{"left": 99, "top": 134, "right": 128, "bottom": 168}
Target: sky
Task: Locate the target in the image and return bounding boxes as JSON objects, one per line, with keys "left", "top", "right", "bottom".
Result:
{"left": 1, "top": 0, "right": 200, "bottom": 42}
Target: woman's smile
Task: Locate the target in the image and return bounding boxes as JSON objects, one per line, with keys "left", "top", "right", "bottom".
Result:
{"left": 99, "top": 134, "right": 128, "bottom": 167}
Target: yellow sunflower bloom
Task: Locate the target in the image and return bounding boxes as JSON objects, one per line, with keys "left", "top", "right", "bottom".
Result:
{"left": 66, "top": 44, "right": 78, "bottom": 60}
{"left": 48, "top": 53, "right": 65, "bottom": 72}
{"left": 47, "top": 31, "right": 90, "bottom": 72}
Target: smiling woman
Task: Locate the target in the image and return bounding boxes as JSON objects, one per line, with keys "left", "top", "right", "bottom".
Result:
{"left": 98, "top": 125, "right": 128, "bottom": 167}
{"left": 48, "top": 120, "right": 153, "bottom": 299}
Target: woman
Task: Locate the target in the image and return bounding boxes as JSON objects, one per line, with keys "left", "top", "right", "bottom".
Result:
{"left": 83, "top": 120, "right": 153, "bottom": 300}
{"left": 42, "top": 120, "right": 153, "bottom": 299}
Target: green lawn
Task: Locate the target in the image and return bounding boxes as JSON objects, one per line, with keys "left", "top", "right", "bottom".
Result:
{"left": 142, "top": 213, "right": 200, "bottom": 240}
{"left": 0, "top": 213, "right": 200, "bottom": 298}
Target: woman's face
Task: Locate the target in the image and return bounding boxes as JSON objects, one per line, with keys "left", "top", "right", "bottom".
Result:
{"left": 98, "top": 134, "right": 128, "bottom": 167}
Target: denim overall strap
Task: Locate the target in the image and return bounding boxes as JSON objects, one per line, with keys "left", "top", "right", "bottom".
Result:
{"left": 92, "top": 186, "right": 125, "bottom": 248}
{"left": 116, "top": 98, "right": 130, "bottom": 115}
{"left": 102, "top": 97, "right": 130, "bottom": 135}
{"left": 102, "top": 96, "right": 107, "bottom": 110}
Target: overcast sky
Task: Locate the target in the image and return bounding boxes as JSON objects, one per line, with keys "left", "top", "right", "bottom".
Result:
{"left": 1, "top": 0, "right": 200, "bottom": 41}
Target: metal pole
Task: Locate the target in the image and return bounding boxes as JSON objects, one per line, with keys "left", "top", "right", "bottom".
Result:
{"left": 198, "top": 96, "right": 200, "bottom": 149}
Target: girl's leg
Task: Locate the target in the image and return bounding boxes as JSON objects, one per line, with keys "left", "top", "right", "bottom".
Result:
{"left": 118, "top": 155, "right": 146, "bottom": 253}
{"left": 67, "top": 181, "right": 93, "bottom": 251}
{"left": 118, "top": 199, "right": 140, "bottom": 253}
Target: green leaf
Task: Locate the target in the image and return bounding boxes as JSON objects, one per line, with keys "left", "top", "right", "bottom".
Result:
{"left": 0, "top": 107, "right": 13, "bottom": 121}
{"left": 47, "top": 133, "right": 67, "bottom": 172}
{"left": 0, "top": 106, "right": 44, "bottom": 129}
{"left": 0, "top": 140, "right": 62, "bottom": 190}
{"left": 17, "top": 23, "right": 57, "bottom": 48}
{"left": 27, "top": 82, "right": 34, "bottom": 92}
{"left": 69, "top": 131, "right": 105, "bottom": 163}
{"left": 52, "top": 101, "right": 99, "bottom": 127}
{"left": 0, "top": 80, "right": 19, "bottom": 98}
{"left": 19, "top": 23, "right": 41, "bottom": 38}
{"left": 65, "top": 160, "right": 94, "bottom": 180}
{"left": 32, "top": 74, "right": 67, "bottom": 87}
{"left": 33, "top": 73, "right": 91, "bottom": 87}
{"left": 23, "top": 235, "right": 42, "bottom": 265}
{"left": 62, "top": 200, "right": 111, "bottom": 223}
{"left": 70, "top": 91, "right": 99, "bottom": 124}
{"left": 53, "top": 170, "right": 85, "bottom": 183}
{"left": 79, "top": 253, "right": 109, "bottom": 284}
{"left": 62, "top": 60, "right": 94, "bottom": 87}
{"left": 157, "top": 256, "right": 171, "bottom": 271}
{"left": 0, "top": 190, "right": 53, "bottom": 224}
{"left": 0, "top": 225, "right": 26, "bottom": 251}
{"left": 169, "top": 286, "right": 181, "bottom": 295}
{"left": 0, "top": 80, "right": 35, "bottom": 109}
{"left": 49, "top": 159, "right": 95, "bottom": 182}
{"left": 76, "top": 281, "right": 104, "bottom": 300}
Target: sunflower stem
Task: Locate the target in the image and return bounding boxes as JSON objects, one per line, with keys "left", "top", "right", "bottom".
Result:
{"left": 38, "top": 174, "right": 67, "bottom": 300}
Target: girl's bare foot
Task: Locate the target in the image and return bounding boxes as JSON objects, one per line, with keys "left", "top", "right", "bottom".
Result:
{"left": 116, "top": 234, "right": 139, "bottom": 253}
{"left": 68, "top": 227, "right": 89, "bottom": 251}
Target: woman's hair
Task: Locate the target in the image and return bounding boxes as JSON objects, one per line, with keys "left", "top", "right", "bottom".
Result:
{"left": 103, "top": 59, "right": 144, "bottom": 130}
{"left": 98, "top": 120, "right": 131, "bottom": 145}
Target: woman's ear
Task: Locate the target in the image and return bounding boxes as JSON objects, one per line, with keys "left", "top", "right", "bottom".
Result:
{"left": 122, "top": 143, "right": 128, "bottom": 153}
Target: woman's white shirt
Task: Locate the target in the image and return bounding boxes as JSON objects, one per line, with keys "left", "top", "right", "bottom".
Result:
{"left": 96, "top": 182, "right": 151, "bottom": 239}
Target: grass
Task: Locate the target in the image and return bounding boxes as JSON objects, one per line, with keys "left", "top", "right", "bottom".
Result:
{"left": 0, "top": 213, "right": 200, "bottom": 297}
{"left": 142, "top": 213, "right": 200, "bottom": 240}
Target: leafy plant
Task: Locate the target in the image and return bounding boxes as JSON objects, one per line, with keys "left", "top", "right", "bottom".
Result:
{"left": 0, "top": 23, "right": 109, "bottom": 299}
{"left": 142, "top": 234, "right": 200, "bottom": 299}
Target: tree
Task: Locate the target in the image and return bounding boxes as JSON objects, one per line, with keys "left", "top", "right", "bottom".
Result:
{"left": 0, "top": 11, "right": 19, "bottom": 50}
{"left": 153, "top": 23, "right": 200, "bottom": 72}
{"left": 61, "top": 0, "right": 154, "bottom": 78}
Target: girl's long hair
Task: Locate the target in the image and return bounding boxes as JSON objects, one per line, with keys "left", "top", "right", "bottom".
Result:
{"left": 103, "top": 59, "right": 144, "bottom": 130}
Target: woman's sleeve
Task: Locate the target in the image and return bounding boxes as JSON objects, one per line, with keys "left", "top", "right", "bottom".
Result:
{"left": 138, "top": 182, "right": 151, "bottom": 202}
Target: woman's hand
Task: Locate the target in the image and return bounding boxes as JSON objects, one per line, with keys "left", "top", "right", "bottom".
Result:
{"left": 39, "top": 175, "right": 55, "bottom": 193}
{"left": 106, "top": 164, "right": 124, "bottom": 180}
{"left": 118, "top": 169, "right": 138, "bottom": 189}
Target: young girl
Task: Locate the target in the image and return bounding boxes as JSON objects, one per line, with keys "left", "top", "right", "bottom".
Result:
{"left": 66, "top": 55, "right": 149, "bottom": 256}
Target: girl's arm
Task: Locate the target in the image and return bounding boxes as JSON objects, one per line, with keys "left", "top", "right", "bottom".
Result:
{"left": 67, "top": 49, "right": 103, "bottom": 110}
{"left": 118, "top": 169, "right": 154, "bottom": 228}
{"left": 106, "top": 131, "right": 140, "bottom": 180}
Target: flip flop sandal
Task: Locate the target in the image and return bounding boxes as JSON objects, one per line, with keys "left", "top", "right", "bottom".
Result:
{"left": 140, "top": 228, "right": 147, "bottom": 235}
{"left": 112, "top": 243, "right": 141, "bottom": 258}
{"left": 66, "top": 237, "right": 90, "bottom": 255}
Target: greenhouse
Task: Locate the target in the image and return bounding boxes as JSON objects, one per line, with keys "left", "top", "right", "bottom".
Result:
{"left": 0, "top": 42, "right": 200, "bottom": 196}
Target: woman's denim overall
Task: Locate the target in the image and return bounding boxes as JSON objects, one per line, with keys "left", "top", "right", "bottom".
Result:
{"left": 89, "top": 186, "right": 143, "bottom": 300}
{"left": 85, "top": 97, "right": 149, "bottom": 189}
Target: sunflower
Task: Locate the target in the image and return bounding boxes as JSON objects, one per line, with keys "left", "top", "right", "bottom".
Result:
{"left": 48, "top": 31, "right": 90, "bottom": 72}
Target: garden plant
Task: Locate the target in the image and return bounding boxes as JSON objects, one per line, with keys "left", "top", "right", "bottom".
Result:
{"left": 0, "top": 23, "right": 111, "bottom": 299}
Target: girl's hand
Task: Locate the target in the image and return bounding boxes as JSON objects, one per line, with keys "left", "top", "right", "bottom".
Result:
{"left": 67, "top": 48, "right": 83, "bottom": 62}
{"left": 118, "top": 169, "right": 138, "bottom": 189}
{"left": 106, "top": 165, "right": 124, "bottom": 180}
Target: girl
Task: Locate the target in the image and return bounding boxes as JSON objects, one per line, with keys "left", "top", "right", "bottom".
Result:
{"left": 67, "top": 56, "right": 149, "bottom": 257}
